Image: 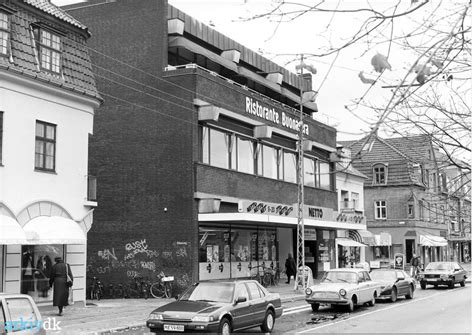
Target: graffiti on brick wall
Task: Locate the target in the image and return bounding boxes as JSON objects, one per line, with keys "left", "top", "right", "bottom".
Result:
{"left": 89, "top": 238, "right": 192, "bottom": 294}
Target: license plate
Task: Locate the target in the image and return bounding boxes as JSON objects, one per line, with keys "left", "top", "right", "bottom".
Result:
{"left": 164, "top": 324, "right": 184, "bottom": 332}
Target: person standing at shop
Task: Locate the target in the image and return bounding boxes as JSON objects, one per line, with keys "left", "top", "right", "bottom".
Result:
{"left": 410, "top": 254, "right": 421, "bottom": 278}
{"left": 285, "top": 253, "right": 297, "bottom": 284}
{"left": 49, "top": 257, "right": 73, "bottom": 316}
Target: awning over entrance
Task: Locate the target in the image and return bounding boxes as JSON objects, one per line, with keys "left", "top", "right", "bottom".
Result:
{"left": 358, "top": 230, "right": 376, "bottom": 245}
{"left": 24, "top": 216, "right": 86, "bottom": 245}
{"left": 420, "top": 234, "right": 448, "bottom": 247}
{"left": 0, "top": 215, "right": 28, "bottom": 244}
{"left": 374, "top": 232, "right": 392, "bottom": 246}
{"left": 336, "top": 238, "right": 367, "bottom": 247}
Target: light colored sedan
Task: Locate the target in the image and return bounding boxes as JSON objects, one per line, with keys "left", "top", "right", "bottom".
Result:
{"left": 305, "top": 268, "right": 381, "bottom": 312}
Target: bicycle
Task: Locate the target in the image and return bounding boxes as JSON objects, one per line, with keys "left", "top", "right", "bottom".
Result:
{"left": 150, "top": 271, "right": 174, "bottom": 298}
{"left": 88, "top": 276, "right": 104, "bottom": 300}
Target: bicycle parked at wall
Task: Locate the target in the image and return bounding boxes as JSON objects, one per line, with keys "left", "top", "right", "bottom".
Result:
{"left": 89, "top": 276, "right": 104, "bottom": 300}
{"left": 150, "top": 271, "right": 174, "bottom": 298}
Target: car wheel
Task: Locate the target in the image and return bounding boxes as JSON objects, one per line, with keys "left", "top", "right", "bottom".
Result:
{"left": 448, "top": 280, "right": 455, "bottom": 289}
{"left": 368, "top": 292, "right": 376, "bottom": 306}
{"left": 260, "top": 310, "right": 275, "bottom": 332}
{"left": 460, "top": 280, "right": 466, "bottom": 287}
{"left": 405, "top": 285, "right": 414, "bottom": 299}
{"left": 347, "top": 297, "right": 356, "bottom": 312}
{"left": 218, "top": 318, "right": 232, "bottom": 335}
{"left": 311, "top": 303, "right": 320, "bottom": 312}
{"left": 390, "top": 287, "right": 397, "bottom": 303}
{"left": 420, "top": 281, "right": 427, "bottom": 290}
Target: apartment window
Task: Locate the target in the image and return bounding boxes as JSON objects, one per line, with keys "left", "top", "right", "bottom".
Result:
{"left": 236, "top": 137, "right": 254, "bottom": 174}
{"left": 283, "top": 151, "right": 296, "bottom": 183}
{"left": 259, "top": 144, "right": 279, "bottom": 179}
{"left": 374, "top": 200, "right": 387, "bottom": 219}
{"left": 35, "top": 121, "right": 56, "bottom": 171}
{"left": 304, "top": 156, "right": 316, "bottom": 187}
{"left": 351, "top": 192, "right": 359, "bottom": 209}
{"left": 0, "top": 112, "right": 3, "bottom": 164}
{"left": 373, "top": 164, "right": 387, "bottom": 184}
{"left": 0, "top": 12, "right": 10, "bottom": 56}
{"left": 408, "top": 202, "right": 414, "bottom": 219}
{"left": 33, "top": 27, "right": 62, "bottom": 73}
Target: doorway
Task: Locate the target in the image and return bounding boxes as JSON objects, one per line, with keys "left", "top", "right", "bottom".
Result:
{"left": 405, "top": 239, "right": 415, "bottom": 264}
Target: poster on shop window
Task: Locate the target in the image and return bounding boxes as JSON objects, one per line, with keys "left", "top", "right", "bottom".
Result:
{"left": 394, "top": 253, "right": 404, "bottom": 269}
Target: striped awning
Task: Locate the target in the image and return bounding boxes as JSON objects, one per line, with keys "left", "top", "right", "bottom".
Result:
{"left": 358, "top": 230, "right": 376, "bottom": 245}
{"left": 420, "top": 234, "right": 448, "bottom": 247}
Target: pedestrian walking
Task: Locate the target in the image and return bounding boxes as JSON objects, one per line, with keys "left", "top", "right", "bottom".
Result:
{"left": 285, "top": 253, "right": 297, "bottom": 284}
{"left": 410, "top": 254, "right": 421, "bottom": 279}
{"left": 49, "top": 257, "right": 73, "bottom": 316}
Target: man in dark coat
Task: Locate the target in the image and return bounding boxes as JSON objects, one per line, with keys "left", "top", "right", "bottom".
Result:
{"left": 49, "top": 257, "right": 73, "bottom": 316}
{"left": 285, "top": 253, "right": 297, "bottom": 284}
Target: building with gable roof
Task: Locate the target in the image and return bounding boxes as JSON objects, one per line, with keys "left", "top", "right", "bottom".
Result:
{"left": 64, "top": 0, "right": 368, "bottom": 289}
{"left": 0, "top": 0, "right": 101, "bottom": 304}
{"left": 340, "top": 134, "right": 471, "bottom": 269}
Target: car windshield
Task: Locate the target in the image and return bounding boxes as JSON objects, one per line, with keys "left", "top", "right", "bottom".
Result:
{"left": 370, "top": 271, "right": 396, "bottom": 281}
{"left": 179, "top": 282, "right": 234, "bottom": 303}
{"left": 322, "top": 271, "right": 358, "bottom": 284}
{"left": 425, "top": 263, "right": 453, "bottom": 271}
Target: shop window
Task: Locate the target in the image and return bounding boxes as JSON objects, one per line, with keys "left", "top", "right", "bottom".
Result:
{"left": 373, "top": 246, "right": 390, "bottom": 259}
{"left": 35, "top": 120, "right": 56, "bottom": 171}
{"left": 374, "top": 200, "right": 387, "bottom": 219}
{"left": 373, "top": 164, "right": 387, "bottom": 184}
{"left": 21, "top": 245, "right": 64, "bottom": 303}
{"left": 32, "top": 27, "right": 62, "bottom": 74}
{"left": 0, "top": 12, "right": 10, "bottom": 57}
{"left": 319, "top": 161, "right": 331, "bottom": 190}
{"left": 283, "top": 150, "right": 296, "bottom": 183}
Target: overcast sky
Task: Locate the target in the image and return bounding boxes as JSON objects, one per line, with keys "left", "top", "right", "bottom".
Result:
{"left": 52, "top": 0, "right": 456, "bottom": 141}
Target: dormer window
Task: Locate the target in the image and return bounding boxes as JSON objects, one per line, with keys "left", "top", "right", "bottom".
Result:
{"left": 32, "top": 26, "right": 62, "bottom": 74}
{"left": 0, "top": 12, "right": 10, "bottom": 56}
{"left": 373, "top": 163, "right": 387, "bottom": 184}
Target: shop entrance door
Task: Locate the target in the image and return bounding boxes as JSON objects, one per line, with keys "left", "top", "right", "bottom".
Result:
{"left": 406, "top": 239, "right": 415, "bottom": 264}
{"left": 304, "top": 241, "right": 318, "bottom": 278}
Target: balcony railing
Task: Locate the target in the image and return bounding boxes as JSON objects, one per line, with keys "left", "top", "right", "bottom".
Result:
{"left": 87, "top": 175, "right": 97, "bottom": 202}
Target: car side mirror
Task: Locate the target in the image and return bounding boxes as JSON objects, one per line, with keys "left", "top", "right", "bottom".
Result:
{"left": 234, "top": 296, "right": 247, "bottom": 304}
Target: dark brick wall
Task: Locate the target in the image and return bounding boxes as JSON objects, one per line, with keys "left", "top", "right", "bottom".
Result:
{"left": 196, "top": 164, "right": 337, "bottom": 208}
{"left": 67, "top": 0, "right": 198, "bottom": 292}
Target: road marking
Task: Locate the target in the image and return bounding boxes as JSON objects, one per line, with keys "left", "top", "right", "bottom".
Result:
{"left": 297, "top": 289, "right": 457, "bottom": 333}
{"left": 283, "top": 305, "right": 311, "bottom": 315}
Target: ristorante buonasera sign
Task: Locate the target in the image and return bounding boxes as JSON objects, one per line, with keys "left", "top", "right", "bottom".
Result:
{"left": 245, "top": 97, "right": 309, "bottom": 135}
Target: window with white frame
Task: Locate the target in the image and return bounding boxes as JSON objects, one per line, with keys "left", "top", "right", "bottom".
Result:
{"left": 0, "top": 12, "right": 10, "bottom": 56}
{"left": 0, "top": 111, "right": 3, "bottom": 164}
{"left": 373, "top": 164, "right": 387, "bottom": 184}
{"left": 33, "top": 27, "right": 62, "bottom": 73}
{"left": 374, "top": 200, "right": 387, "bottom": 219}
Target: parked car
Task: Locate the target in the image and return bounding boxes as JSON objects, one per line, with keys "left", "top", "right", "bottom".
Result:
{"left": 419, "top": 262, "right": 467, "bottom": 289}
{"left": 305, "top": 268, "right": 381, "bottom": 312}
{"left": 370, "top": 269, "right": 415, "bottom": 302}
{"left": 146, "top": 280, "right": 282, "bottom": 334}
{"left": 0, "top": 293, "right": 45, "bottom": 334}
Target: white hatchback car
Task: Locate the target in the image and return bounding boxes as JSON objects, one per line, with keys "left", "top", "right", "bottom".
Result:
{"left": 0, "top": 293, "right": 45, "bottom": 334}
{"left": 305, "top": 268, "right": 381, "bottom": 312}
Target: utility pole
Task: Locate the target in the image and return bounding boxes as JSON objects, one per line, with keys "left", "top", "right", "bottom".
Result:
{"left": 296, "top": 54, "right": 306, "bottom": 291}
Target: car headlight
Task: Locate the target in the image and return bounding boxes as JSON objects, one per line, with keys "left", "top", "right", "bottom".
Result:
{"left": 339, "top": 289, "right": 346, "bottom": 297}
{"left": 305, "top": 288, "right": 312, "bottom": 296}
{"left": 149, "top": 313, "right": 163, "bottom": 320}
{"left": 192, "top": 315, "right": 214, "bottom": 322}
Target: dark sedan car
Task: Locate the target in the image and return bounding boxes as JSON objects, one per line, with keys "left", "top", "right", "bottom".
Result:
{"left": 370, "top": 269, "right": 415, "bottom": 302}
{"left": 146, "top": 280, "right": 282, "bottom": 334}
{"left": 419, "top": 262, "right": 467, "bottom": 289}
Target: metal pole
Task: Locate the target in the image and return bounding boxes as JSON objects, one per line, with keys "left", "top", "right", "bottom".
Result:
{"left": 296, "top": 54, "right": 306, "bottom": 290}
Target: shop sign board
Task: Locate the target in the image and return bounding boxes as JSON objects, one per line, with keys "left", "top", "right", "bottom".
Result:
{"left": 394, "top": 253, "right": 404, "bottom": 269}
{"left": 304, "top": 228, "right": 317, "bottom": 241}
{"left": 239, "top": 200, "right": 334, "bottom": 221}
{"left": 245, "top": 96, "right": 310, "bottom": 135}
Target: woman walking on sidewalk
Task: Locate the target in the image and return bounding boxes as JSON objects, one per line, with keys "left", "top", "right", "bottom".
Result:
{"left": 285, "top": 253, "right": 297, "bottom": 284}
{"left": 49, "top": 257, "right": 73, "bottom": 316}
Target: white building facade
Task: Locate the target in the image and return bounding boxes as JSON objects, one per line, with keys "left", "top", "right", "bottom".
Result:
{"left": 0, "top": 0, "right": 100, "bottom": 305}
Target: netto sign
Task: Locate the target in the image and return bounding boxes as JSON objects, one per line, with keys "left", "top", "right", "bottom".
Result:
{"left": 245, "top": 97, "right": 309, "bottom": 135}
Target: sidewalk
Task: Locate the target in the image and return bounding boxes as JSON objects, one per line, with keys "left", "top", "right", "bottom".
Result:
{"left": 38, "top": 280, "right": 307, "bottom": 334}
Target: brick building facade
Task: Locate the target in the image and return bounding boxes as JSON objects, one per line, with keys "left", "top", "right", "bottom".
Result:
{"left": 65, "top": 0, "right": 367, "bottom": 292}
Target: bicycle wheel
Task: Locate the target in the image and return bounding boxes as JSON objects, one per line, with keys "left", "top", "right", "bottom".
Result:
{"left": 262, "top": 273, "right": 272, "bottom": 287}
{"left": 150, "top": 283, "right": 165, "bottom": 298}
{"left": 164, "top": 282, "right": 172, "bottom": 298}
{"left": 274, "top": 271, "right": 280, "bottom": 286}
